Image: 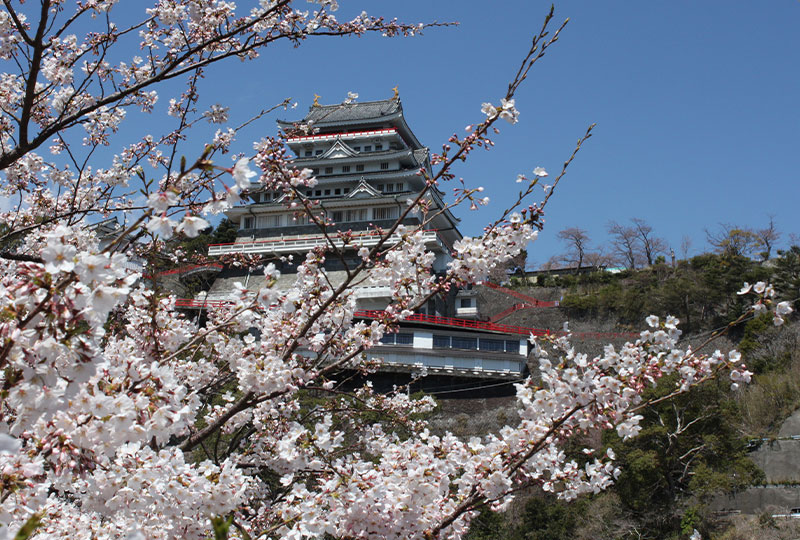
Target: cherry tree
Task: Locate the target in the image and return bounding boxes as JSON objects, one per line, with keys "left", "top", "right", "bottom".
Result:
{"left": 0, "top": 2, "right": 791, "bottom": 539}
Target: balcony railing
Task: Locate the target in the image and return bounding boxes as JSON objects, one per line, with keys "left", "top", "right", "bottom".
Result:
{"left": 207, "top": 229, "right": 440, "bottom": 256}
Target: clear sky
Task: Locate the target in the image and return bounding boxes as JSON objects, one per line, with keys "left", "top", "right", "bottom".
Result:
{"left": 74, "top": 2, "right": 800, "bottom": 265}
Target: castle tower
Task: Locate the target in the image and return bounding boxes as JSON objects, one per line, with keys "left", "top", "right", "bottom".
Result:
{"left": 207, "top": 97, "right": 461, "bottom": 313}
{"left": 193, "top": 96, "right": 530, "bottom": 383}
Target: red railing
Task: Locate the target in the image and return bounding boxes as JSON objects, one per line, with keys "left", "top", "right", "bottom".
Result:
{"left": 489, "top": 302, "right": 535, "bottom": 323}
{"left": 483, "top": 282, "right": 558, "bottom": 307}
{"left": 172, "top": 300, "right": 638, "bottom": 340}
{"left": 156, "top": 264, "right": 223, "bottom": 277}
{"left": 353, "top": 310, "right": 551, "bottom": 337}
{"left": 286, "top": 127, "right": 397, "bottom": 143}
{"left": 207, "top": 228, "right": 439, "bottom": 249}
{"left": 174, "top": 298, "right": 230, "bottom": 309}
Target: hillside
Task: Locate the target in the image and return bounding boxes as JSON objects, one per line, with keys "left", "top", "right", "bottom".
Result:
{"left": 457, "top": 251, "right": 800, "bottom": 540}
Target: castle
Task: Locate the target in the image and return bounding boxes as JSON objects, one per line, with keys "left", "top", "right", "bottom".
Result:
{"left": 177, "top": 95, "right": 532, "bottom": 382}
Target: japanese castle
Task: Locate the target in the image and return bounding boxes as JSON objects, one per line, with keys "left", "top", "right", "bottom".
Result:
{"left": 177, "top": 94, "right": 531, "bottom": 383}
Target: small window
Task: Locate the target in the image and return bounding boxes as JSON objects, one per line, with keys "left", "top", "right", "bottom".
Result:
{"left": 312, "top": 168, "right": 319, "bottom": 175}
{"left": 364, "top": 145, "right": 372, "bottom": 152}
{"left": 433, "top": 335, "right": 450, "bottom": 349}
{"left": 377, "top": 184, "right": 384, "bottom": 192}
{"left": 373, "top": 207, "right": 398, "bottom": 220}
{"left": 243, "top": 217, "right": 254, "bottom": 229}
{"left": 315, "top": 190, "right": 322, "bottom": 196}
{"left": 345, "top": 208, "right": 368, "bottom": 222}
{"left": 343, "top": 187, "right": 350, "bottom": 194}
{"left": 479, "top": 338, "right": 504, "bottom": 352}
{"left": 380, "top": 162, "right": 389, "bottom": 170}
{"left": 396, "top": 333, "right": 413, "bottom": 345}
{"left": 315, "top": 149, "right": 323, "bottom": 155}
{"left": 356, "top": 164, "right": 364, "bottom": 172}
{"left": 305, "top": 151, "right": 312, "bottom": 157}
{"left": 396, "top": 182, "right": 404, "bottom": 192}
{"left": 452, "top": 337, "right": 478, "bottom": 350}
{"left": 334, "top": 188, "right": 341, "bottom": 195}
{"left": 257, "top": 214, "right": 283, "bottom": 228}
{"left": 459, "top": 298, "right": 473, "bottom": 308}
{"left": 324, "top": 189, "right": 331, "bottom": 196}
{"left": 505, "top": 340, "right": 520, "bottom": 354}
{"left": 331, "top": 210, "right": 343, "bottom": 222}
{"left": 375, "top": 144, "right": 383, "bottom": 151}
{"left": 385, "top": 183, "right": 394, "bottom": 193}
{"left": 306, "top": 190, "right": 312, "bottom": 196}
{"left": 342, "top": 165, "right": 351, "bottom": 173}
{"left": 325, "top": 167, "right": 333, "bottom": 174}
{"left": 353, "top": 146, "right": 360, "bottom": 151}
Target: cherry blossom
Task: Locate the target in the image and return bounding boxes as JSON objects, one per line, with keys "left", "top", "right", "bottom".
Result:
{"left": 0, "top": 3, "right": 777, "bottom": 539}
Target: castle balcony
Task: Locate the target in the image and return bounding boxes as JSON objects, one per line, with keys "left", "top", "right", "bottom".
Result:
{"left": 285, "top": 127, "right": 402, "bottom": 147}
{"left": 208, "top": 229, "right": 442, "bottom": 256}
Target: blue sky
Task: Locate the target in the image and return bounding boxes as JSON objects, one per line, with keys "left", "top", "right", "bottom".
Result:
{"left": 57, "top": 1, "right": 800, "bottom": 265}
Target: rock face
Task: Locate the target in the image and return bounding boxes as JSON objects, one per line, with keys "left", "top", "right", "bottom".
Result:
{"left": 711, "top": 408, "right": 800, "bottom": 515}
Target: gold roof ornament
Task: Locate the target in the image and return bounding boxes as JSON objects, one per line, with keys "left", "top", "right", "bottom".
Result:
{"left": 391, "top": 86, "right": 399, "bottom": 100}
{"left": 312, "top": 94, "right": 321, "bottom": 107}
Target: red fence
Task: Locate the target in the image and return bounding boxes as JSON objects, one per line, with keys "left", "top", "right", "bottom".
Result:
{"left": 353, "top": 310, "right": 551, "bottom": 337}
{"left": 156, "top": 264, "right": 223, "bottom": 277}
{"left": 483, "top": 282, "right": 558, "bottom": 307}
{"left": 489, "top": 302, "right": 535, "bottom": 323}
{"left": 172, "top": 300, "right": 638, "bottom": 340}
{"left": 206, "top": 228, "right": 440, "bottom": 250}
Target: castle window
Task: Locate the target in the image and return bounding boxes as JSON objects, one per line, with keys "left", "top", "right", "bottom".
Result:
{"left": 384, "top": 183, "right": 394, "bottom": 193}
{"left": 315, "top": 190, "right": 322, "bottom": 196}
{"left": 451, "top": 337, "right": 478, "bottom": 350}
{"left": 342, "top": 165, "right": 351, "bottom": 173}
{"left": 324, "top": 189, "right": 331, "bottom": 196}
{"left": 325, "top": 167, "right": 333, "bottom": 174}
{"left": 380, "top": 162, "right": 389, "bottom": 170}
{"left": 372, "top": 207, "right": 398, "bottom": 220}
{"left": 396, "top": 183, "right": 404, "bottom": 192}
{"left": 356, "top": 164, "right": 364, "bottom": 172}
{"left": 353, "top": 146, "right": 360, "bottom": 151}
{"left": 505, "top": 340, "right": 520, "bottom": 354}
{"left": 479, "top": 338, "right": 504, "bottom": 352}
{"left": 343, "top": 187, "right": 350, "bottom": 194}
{"left": 305, "top": 151, "right": 312, "bottom": 157}
{"left": 380, "top": 333, "right": 413, "bottom": 345}
{"left": 364, "top": 145, "right": 372, "bottom": 152}
{"left": 331, "top": 210, "right": 343, "bottom": 222}
{"left": 315, "top": 149, "right": 322, "bottom": 155}
{"left": 375, "top": 144, "right": 383, "bottom": 151}
{"left": 345, "top": 208, "right": 368, "bottom": 222}
{"left": 460, "top": 298, "right": 473, "bottom": 308}
{"left": 312, "top": 168, "right": 319, "bottom": 174}
{"left": 433, "top": 335, "right": 450, "bottom": 348}
{"left": 242, "top": 217, "right": 254, "bottom": 229}
{"left": 334, "top": 188, "right": 341, "bottom": 195}
{"left": 257, "top": 214, "right": 283, "bottom": 228}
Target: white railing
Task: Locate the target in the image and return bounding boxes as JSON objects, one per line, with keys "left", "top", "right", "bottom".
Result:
{"left": 208, "top": 230, "right": 440, "bottom": 256}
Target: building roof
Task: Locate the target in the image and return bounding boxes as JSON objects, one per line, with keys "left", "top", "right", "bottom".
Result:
{"left": 278, "top": 99, "right": 402, "bottom": 128}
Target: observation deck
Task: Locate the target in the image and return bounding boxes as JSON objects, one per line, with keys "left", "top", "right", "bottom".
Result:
{"left": 207, "top": 229, "right": 442, "bottom": 256}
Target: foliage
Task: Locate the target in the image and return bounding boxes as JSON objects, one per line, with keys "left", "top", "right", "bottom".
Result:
{"left": 559, "top": 253, "right": 773, "bottom": 332}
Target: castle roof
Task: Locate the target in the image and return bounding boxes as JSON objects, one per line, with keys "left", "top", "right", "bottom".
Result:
{"left": 278, "top": 97, "right": 424, "bottom": 150}
{"left": 278, "top": 99, "right": 402, "bottom": 128}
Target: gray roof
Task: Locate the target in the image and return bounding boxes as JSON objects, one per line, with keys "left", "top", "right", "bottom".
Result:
{"left": 278, "top": 99, "right": 402, "bottom": 127}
